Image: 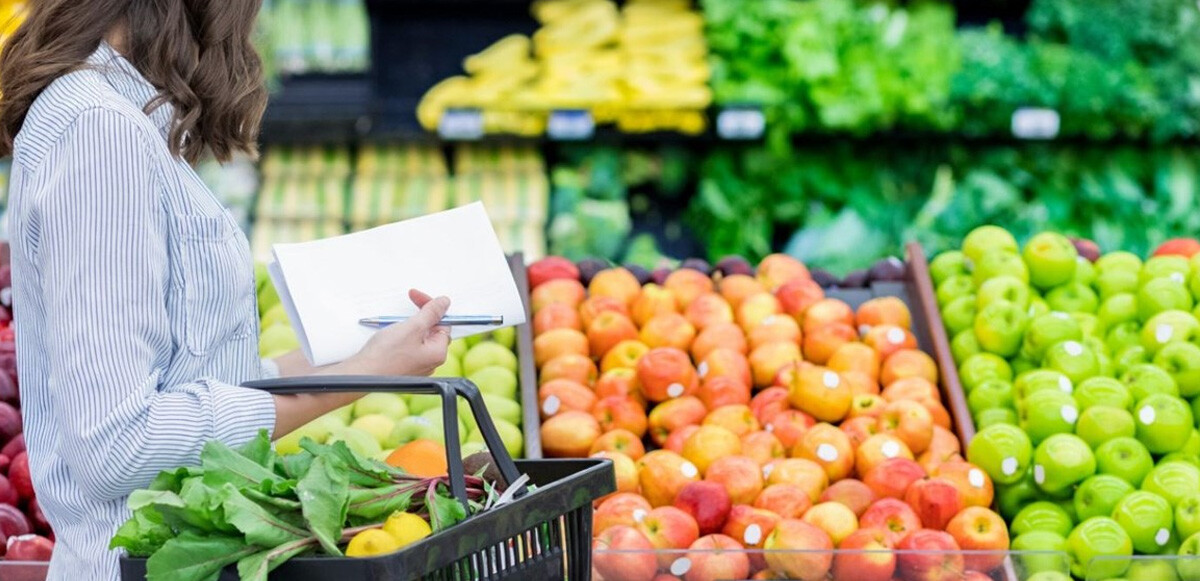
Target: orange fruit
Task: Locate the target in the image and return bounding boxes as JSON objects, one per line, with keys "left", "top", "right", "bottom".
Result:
{"left": 386, "top": 440, "right": 448, "bottom": 477}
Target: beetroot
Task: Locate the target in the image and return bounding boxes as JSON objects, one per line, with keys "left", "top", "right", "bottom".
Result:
{"left": 26, "top": 497, "right": 49, "bottom": 536}
{"left": 0, "top": 455, "right": 10, "bottom": 475}
{"left": 1, "top": 435, "right": 24, "bottom": 459}
{"left": 6, "top": 534, "right": 52, "bottom": 561}
{"left": 0, "top": 503, "right": 29, "bottom": 539}
{"left": 0, "top": 476, "right": 16, "bottom": 506}
{"left": 8, "top": 453, "right": 31, "bottom": 501}
{"left": 0, "top": 403, "right": 18, "bottom": 442}
{"left": 0, "top": 372, "right": 16, "bottom": 405}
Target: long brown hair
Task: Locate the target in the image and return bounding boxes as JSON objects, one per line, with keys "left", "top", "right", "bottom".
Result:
{"left": 0, "top": 0, "right": 268, "bottom": 163}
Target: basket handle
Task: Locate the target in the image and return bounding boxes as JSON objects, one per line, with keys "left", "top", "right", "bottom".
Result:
{"left": 244, "top": 375, "right": 526, "bottom": 512}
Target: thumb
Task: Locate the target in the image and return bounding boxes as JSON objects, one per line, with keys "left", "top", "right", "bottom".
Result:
{"left": 409, "top": 296, "right": 451, "bottom": 330}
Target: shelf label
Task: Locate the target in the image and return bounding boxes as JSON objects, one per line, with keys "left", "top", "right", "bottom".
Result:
{"left": 438, "top": 108, "right": 484, "bottom": 140}
{"left": 547, "top": 109, "right": 595, "bottom": 141}
{"left": 1011, "top": 107, "right": 1060, "bottom": 140}
{"left": 717, "top": 106, "right": 765, "bottom": 140}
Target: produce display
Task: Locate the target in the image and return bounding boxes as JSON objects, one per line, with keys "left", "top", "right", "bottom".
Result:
{"left": 931, "top": 226, "right": 1200, "bottom": 578}
{"left": 109, "top": 430, "right": 509, "bottom": 580}
{"left": 525, "top": 253, "right": 1014, "bottom": 580}
{"left": 255, "top": 265, "right": 527, "bottom": 464}
{"left": 0, "top": 244, "right": 55, "bottom": 565}
{"left": 259, "top": 0, "right": 370, "bottom": 78}
{"left": 417, "top": 0, "right": 712, "bottom": 136}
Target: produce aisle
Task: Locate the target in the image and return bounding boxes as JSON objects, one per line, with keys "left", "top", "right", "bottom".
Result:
{"left": 2, "top": 0, "right": 1200, "bottom": 579}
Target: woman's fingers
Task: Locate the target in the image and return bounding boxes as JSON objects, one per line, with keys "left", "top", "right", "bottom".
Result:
{"left": 409, "top": 295, "right": 451, "bottom": 331}
{"left": 409, "top": 288, "right": 435, "bottom": 307}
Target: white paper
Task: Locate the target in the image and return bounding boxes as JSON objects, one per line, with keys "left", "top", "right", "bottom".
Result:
{"left": 270, "top": 202, "right": 527, "bottom": 367}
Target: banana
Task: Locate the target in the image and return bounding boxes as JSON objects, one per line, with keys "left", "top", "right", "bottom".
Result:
{"left": 416, "top": 76, "right": 471, "bottom": 131}
{"left": 463, "top": 34, "right": 531, "bottom": 75}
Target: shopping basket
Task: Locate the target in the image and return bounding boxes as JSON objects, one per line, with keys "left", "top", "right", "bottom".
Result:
{"left": 119, "top": 376, "right": 616, "bottom": 581}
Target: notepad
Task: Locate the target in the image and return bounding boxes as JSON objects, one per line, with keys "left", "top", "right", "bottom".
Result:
{"left": 268, "top": 202, "right": 527, "bottom": 367}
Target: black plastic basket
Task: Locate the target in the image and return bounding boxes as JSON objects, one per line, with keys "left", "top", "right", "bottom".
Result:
{"left": 119, "top": 376, "right": 616, "bottom": 581}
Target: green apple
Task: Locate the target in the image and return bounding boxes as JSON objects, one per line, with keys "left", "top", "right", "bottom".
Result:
{"left": 1142, "top": 255, "right": 1192, "bottom": 286}
{"left": 1096, "top": 437, "right": 1156, "bottom": 487}
{"left": 1176, "top": 495, "right": 1200, "bottom": 543}
{"left": 1096, "top": 268, "right": 1141, "bottom": 301}
{"left": 407, "top": 394, "right": 441, "bottom": 415}
{"left": 930, "top": 250, "right": 970, "bottom": 286}
{"left": 293, "top": 413, "right": 347, "bottom": 447}
{"left": 975, "top": 301, "right": 1029, "bottom": 357}
{"left": 1183, "top": 430, "right": 1200, "bottom": 457}
{"left": 448, "top": 338, "right": 469, "bottom": 360}
{"left": 1054, "top": 495, "right": 1079, "bottom": 523}
{"left": 470, "top": 417, "right": 524, "bottom": 458}
{"left": 1190, "top": 269, "right": 1200, "bottom": 304}
{"left": 1075, "top": 474, "right": 1135, "bottom": 522}
{"left": 1073, "top": 313, "right": 1102, "bottom": 340}
{"left": 259, "top": 324, "right": 300, "bottom": 358}
{"left": 1020, "top": 389, "right": 1079, "bottom": 445}
{"left": 978, "top": 275, "right": 1033, "bottom": 309}
{"left": 1033, "top": 434, "right": 1096, "bottom": 495}
{"left": 479, "top": 327, "right": 517, "bottom": 350}
{"left": 1107, "top": 321, "right": 1143, "bottom": 354}
{"left": 969, "top": 423, "right": 1033, "bottom": 485}
{"left": 1139, "top": 278, "right": 1195, "bottom": 322}
{"left": 1021, "top": 571, "right": 1072, "bottom": 581}
{"left": 390, "top": 412, "right": 467, "bottom": 447}
{"left": 1142, "top": 461, "right": 1200, "bottom": 507}
{"left": 1024, "top": 232, "right": 1079, "bottom": 290}
{"left": 421, "top": 408, "right": 469, "bottom": 444}
{"left": 968, "top": 379, "right": 1015, "bottom": 416}
{"left": 462, "top": 342, "right": 518, "bottom": 376}
{"left": 1135, "top": 394, "right": 1194, "bottom": 455}
{"left": 1046, "top": 282, "right": 1100, "bottom": 314}
{"left": 261, "top": 303, "right": 290, "bottom": 329}
{"left": 1074, "top": 256, "right": 1097, "bottom": 286}
{"left": 1113, "top": 491, "right": 1175, "bottom": 553}
{"left": 432, "top": 357, "right": 463, "bottom": 378}
{"left": 975, "top": 251, "right": 1031, "bottom": 286}
{"left": 1011, "top": 357, "right": 1037, "bottom": 375}
{"left": 1013, "top": 500, "right": 1075, "bottom": 537}
{"left": 1075, "top": 406, "right": 1136, "bottom": 448}
{"left": 1179, "top": 531, "right": 1200, "bottom": 581}
{"left": 1141, "top": 310, "right": 1200, "bottom": 355}
{"left": 329, "top": 405, "right": 354, "bottom": 425}
{"left": 1098, "top": 293, "right": 1139, "bottom": 331}
{"left": 1016, "top": 369, "right": 1075, "bottom": 400}
{"left": 1074, "top": 376, "right": 1133, "bottom": 410}
{"left": 1098, "top": 251, "right": 1144, "bottom": 274}
{"left": 353, "top": 393, "right": 409, "bottom": 421}
{"left": 937, "top": 275, "right": 976, "bottom": 306}
{"left": 1154, "top": 342, "right": 1200, "bottom": 398}
{"left": 943, "top": 295, "right": 979, "bottom": 336}
{"left": 977, "top": 407, "right": 1019, "bottom": 428}
{"left": 1126, "top": 559, "right": 1181, "bottom": 581}
{"left": 1114, "top": 344, "right": 1151, "bottom": 376}
{"left": 1044, "top": 340, "right": 1101, "bottom": 385}
{"left": 963, "top": 225, "right": 1020, "bottom": 264}
{"left": 1029, "top": 297, "right": 1052, "bottom": 318}
{"left": 1122, "top": 363, "right": 1181, "bottom": 400}
{"left": 482, "top": 394, "right": 522, "bottom": 427}
{"left": 1024, "top": 312, "right": 1084, "bottom": 361}
{"left": 459, "top": 441, "right": 489, "bottom": 458}
{"left": 349, "top": 414, "right": 397, "bottom": 448}
{"left": 1066, "top": 517, "right": 1133, "bottom": 580}
{"left": 952, "top": 329, "right": 982, "bottom": 365}
{"left": 258, "top": 281, "right": 281, "bottom": 316}
{"left": 960, "top": 352, "right": 1014, "bottom": 392}
{"left": 327, "top": 426, "right": 383, "bottom": 458}
{"left": 1085, "top": 337, "right": 1114, "bottom": 375}
{"left": 997, "top": 469, "right": 1042, "bottom": 519}
{"left": 1012, "top": 531, "right": 1069, "bottom": 575}
{"left": 273, "top": 430, "right": 306, "bottom": 455}
{"left": 467, "top": 365, "right": 518, "bottom": 400}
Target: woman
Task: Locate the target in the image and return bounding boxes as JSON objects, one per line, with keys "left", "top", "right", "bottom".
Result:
{"left": 0, "top": 1, "right": 452, "bottom": 578}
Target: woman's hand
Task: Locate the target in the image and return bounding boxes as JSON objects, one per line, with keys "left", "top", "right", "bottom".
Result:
{"left": 339, "top": 289, "right": 453, "bottom": 377}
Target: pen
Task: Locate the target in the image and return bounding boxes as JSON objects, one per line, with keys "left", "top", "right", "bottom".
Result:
{"left": 358, "top": 315, "right": 505, "bottom": 328}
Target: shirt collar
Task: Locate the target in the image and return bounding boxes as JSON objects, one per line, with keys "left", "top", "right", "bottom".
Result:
{"left": 86, "top": 41, "right": 175, "bottom": 139}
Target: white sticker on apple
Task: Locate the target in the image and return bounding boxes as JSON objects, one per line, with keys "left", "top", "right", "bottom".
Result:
{"left": 681, "top": 461, "right": 699, "bottom": 479}
{"left": 817, "top": 443, "right": 839, "bottom": 462}
{"left": 763, "top": 315, "right": 778, "bottom": 326}
{"left": 1059, "top": 376, "right": 1073, "bottom": 394}
{"left": 414, "top": 417, "right": 431, "bottom": 426}
{"left": 765, "top": 423, "right": 775, "bottom": 433}
{"left": 1002, "top": 457, "right": 1019, "bottom": 476}
{"left": 1140, "top": 405, "right": 1157, "bottom": 425}
{"left": 1157, "top": 324, "right": 1173, "bottom": 344}
{"left": 667, "top": 383, "right": 685, "bottom": 398}
{"left": 697, "top": 361, "right": 709, "bottom": 378}
{"left": 1063, "top": 341, "right": 1083, "bottom": 357}
{"left": 1034, "top": 464, "right": 1045, "bottom": 485}
{"left": 633, "top": 509, "right": 648, "bottom": 523}
{"left": 763, "top": 464, "right": 774, "bottom": 479}
{"left": 859, "top": 324, "right": 872, "bottom": 336}
{"left": 969, "top": 468, "right": 986, "bottom": 489}
{"left": 744, "top": 524, "right": 763, "bottom": 546}
{"left": 1172, "top": 272, "right": 1186, "bottom": 285}
{"left": 670, "top": 558, "right": 692, "bottom": 576}
{"left": 881, "top": 440, "right": 902, "bottom": 458}
{"left": 887, "top": 328, "right": 906, "bottom": 345}
{"left": 823, "top": 371, "right": 840, "bottom": 389}
{"left": 542, "top": 396, "right": 561, "bottom": 416}
{"left": 1157, "top": 528, "right": 1171, "bottom": 546}
{"left": 1061, "top": 405, "right": 1078, "bottom": 424}
{"left": 1052, "top": 311, "right": 1070, "bottom": 320}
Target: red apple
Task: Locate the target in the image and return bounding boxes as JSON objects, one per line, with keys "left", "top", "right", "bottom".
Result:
{"left": 945, "top": 506, "right": 1009, "bottom": 573}
{"left": 528, "top": 256, "right": 580, "bottom": 289}
{"left": 637, "top": 506, "right": 702, "bottom": 567}
{"left": 0, "top": 503, "right": 30, "bottom": 538}
{"left": 877, "top": 399, "right": 934, "bottom": 454}
{"left": 664, "top": 425, "right": 702, "bottom": 455}
{"left": 592, "top": 396, "right": 648, "bottom": 438}
{"left": 638, "top": 450, "right": 701, "bottom": 507}
{"left": 820, "top": 479, "right": 876, "bottom": 517}
{"left": 859, "top": 498, "right": 922, "bottom": 543}
{"left": 594, "top": 493, "right": 653, "bottom": 534}
{"left": 775, "top": 277, "right": 824, "bottom": 319}
{"left": 696, "top": 376, "right": 751, "bottom": 411}
{"left": 833, "top": 527, "right": 896, "bottom": 581}
{"left": 765, "top": 409, "right": 815, "bottom": 449}
{"left": 904, "top": 478, "right": 964, "bottom": 531}
{"left": 580, "top": 295, "right": 631, "bottom": 329}
{"left": 720, "top": 274, "right": 767, "bottom": 310}
{"left": 749, "top": 387, "right": 790, "bottom": 425}
{"left": 691, "top": 322, "right": 749, "bottom": 361}
{"left": 674, "top": 481, "right": 733, "bottom": 536}
{"left": 534, "top": 303, "right": 582, "bottom": 335}
{"left": 5, "top": 534, "right": 53, "bottom": 562}
{"left": 802, "top": 298, "right": 855, "bottom": 334}
{"left": 762, "top": 519, "right": 833, "bottom": 581}
{"left": 800, "top": 501, "right": 859, "bottom": 545}
{"left": 1153, "top": 238, "right": 1200, "bottom": 258}
{"left": 590, "top": 428, "right": 647, "bottom": 460}
{"left": 649, "top": 397, "right": 707, "bottom": 447}
{"left": 741, "top": 430, "right": 786, "bottom": 466}
{"left": 593, "top": 525, "right": 658, "bottom": 581}
{"left": 722, "top": 504, "right": 780, "bottom": 570}
{"left": 683, "top": 534, "right": 751, "bottom": 581}
{"left": 753, "top": 484, "right": 812, "bottom": 519}
{"left": 896, "top": 529, "right": 965, "bottom": 581}
{"left": 705, "top": 455, "right": 764, "bottom": 505}
{"left": 862, "top": 457, "right": 925, "bottom": 500}
{"left": 934, "top": 461, "right": 994, "bottom": 509}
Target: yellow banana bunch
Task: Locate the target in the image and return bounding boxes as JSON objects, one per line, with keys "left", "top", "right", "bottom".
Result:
{"left": 416, "top": 76, "right": 471, "bottom": 131}
{"left": 531, "top": 0, "right": 607, "bottom": 25}
{"left": 463, "top": 34, "right": 531, "bottom": 76}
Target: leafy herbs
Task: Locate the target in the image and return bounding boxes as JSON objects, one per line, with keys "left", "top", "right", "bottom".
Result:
{"left": 111, "top": 431, "right": 486, "bottom": 581}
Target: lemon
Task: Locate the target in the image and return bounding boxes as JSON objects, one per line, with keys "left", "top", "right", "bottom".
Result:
{"left": 345, "top": 528, "right": 401, "bottom": 558}
{"left": 383, "top": 512, "right": 433, "bottom": 548}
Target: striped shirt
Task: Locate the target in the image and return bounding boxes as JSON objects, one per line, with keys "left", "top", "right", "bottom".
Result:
{"left": 7, "top": 43, "right": 278, "bottom": 579}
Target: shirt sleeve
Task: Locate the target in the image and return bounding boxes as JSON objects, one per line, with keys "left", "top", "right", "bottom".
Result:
{"left": 31, "top": 108, "right": 276, "bottom": 502}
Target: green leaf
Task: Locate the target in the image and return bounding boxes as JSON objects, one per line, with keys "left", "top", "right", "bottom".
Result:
{"left": 149, "top": 467, "right": 195, "bottom": 493}
{"left": 347, "top": 483, "right": 415, "bottom": 522}
{"left": 427, "top": 483, "right": 468, "bottom": 533}
{"left": 243, "top": 488, "right": 303, "bottom": 513}
{"left": 236, "top": 541, "right": 312, "bottom": 581}
{"left": 238, "top": 429, "right": 275, "bottom": 469}
{"left": 201, "top": 439, "right": 283, "bottom": 491}
{"left": 220, "top": 484, "right": 309, "bottom": 547}
{"left": 296, "top": 455, "right": 350, "bottom": 556}
{"left": 110, "top": 507, "right": 174, "bottom": 557}
{"left": 278, "top": 449, "right": 314, "bottom": 480}
{"left": 300, "top": 439, "right": 397, "bottom": 487}
{"left": 145, "top": 532, "right": 258, "bottom": 581}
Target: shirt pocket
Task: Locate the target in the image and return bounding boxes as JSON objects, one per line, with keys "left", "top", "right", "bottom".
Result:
{"left": 173, "top": 212, "right": 255, "bottom": 356}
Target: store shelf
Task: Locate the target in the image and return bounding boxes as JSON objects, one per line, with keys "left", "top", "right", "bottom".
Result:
{"left": 260, "top": 74, "right": 372, "bottom": 145}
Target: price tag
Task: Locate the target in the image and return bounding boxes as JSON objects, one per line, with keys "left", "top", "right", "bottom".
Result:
{"left": 438, "top": 108, "right": 484, "bottom": 140}
{"left": 1011, "top": 107, "right": 1060, "bottom": 140}
{"left": 717, "top": 106, "right": 766, "bottom": 140}
{"left": 547, "top": 109, "right": 595, "bottom": 141}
